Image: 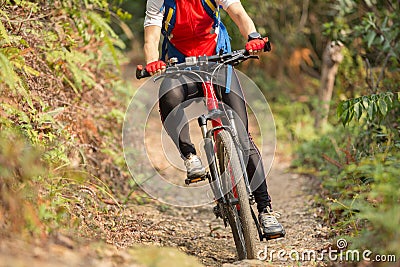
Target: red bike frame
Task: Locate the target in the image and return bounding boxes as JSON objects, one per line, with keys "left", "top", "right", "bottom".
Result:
{"left": 204, "top": 80, "right": 223, "bottom": 129}
{"left": 202, "top": 80, "right": 239, "bottom": 202}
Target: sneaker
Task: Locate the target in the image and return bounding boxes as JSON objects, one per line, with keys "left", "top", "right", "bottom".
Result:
{"left": 184, "top": 153, "right": 206, "bottom": 179}
{"left": 258, "top": 206, "right": 286, "bottom": 240}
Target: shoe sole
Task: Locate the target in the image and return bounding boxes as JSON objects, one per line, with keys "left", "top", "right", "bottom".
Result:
{"left": 186, "top": 169, "right": 206, "bottom": 179}
{"left": 263, "top": 230, "right": 286, "bottom": 240}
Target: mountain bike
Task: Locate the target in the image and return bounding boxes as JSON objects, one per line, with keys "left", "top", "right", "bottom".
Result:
{"left": 136, "top": 44, "right": 273, "bottom": 260}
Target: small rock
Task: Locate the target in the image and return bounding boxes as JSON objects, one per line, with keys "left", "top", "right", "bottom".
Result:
{"left": 54, "top": 233, "right": 75, "bottom": 249}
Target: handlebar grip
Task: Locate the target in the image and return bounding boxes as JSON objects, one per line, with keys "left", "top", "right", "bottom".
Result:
{"left": 264, "top": 39, "right": 271, "bottom": 52}
{"left": 136, "top": 65, "right": 150, "bottom": 79}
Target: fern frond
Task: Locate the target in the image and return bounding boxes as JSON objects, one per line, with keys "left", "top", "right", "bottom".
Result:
{"left": 63, "top": 76, "right": 79, "bottom": 94}
{"left": 16, "top": 79, "right": 34, "bottom": 109}
{"left": 86, "top": 11, "right": 122, "bottom": 67}
{"left": 0, "top": 8, "right": 11, "bottom": 27}
{"left": 65, "top": 50, "right": 96, "bottom": 92}
{"left": 0, "top": 20, "right": 10, "bottom": 44}
{"left": 0, "top": 51, "right": 18, "bottom": 89}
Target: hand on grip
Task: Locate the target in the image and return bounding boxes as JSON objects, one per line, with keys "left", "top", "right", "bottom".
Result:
{"left": 145, "top": 60, "right": 166, "bottom": 75}
{"left": 245, "top": 37, "right": 270, "bottom": 54}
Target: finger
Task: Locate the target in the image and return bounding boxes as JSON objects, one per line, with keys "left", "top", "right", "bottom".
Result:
{"left": 148, "top": 65, "right": 155, "bottom": 73}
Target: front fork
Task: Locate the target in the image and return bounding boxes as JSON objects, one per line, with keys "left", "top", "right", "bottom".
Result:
{"left": 198, "top": 114, "right": 224, "bottom": 202}
{"left": 198, "top": 108, "right": 255, "bottom": 205}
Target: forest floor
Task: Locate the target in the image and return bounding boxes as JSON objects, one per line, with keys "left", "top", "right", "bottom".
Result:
{"left": 0, "top": 73, "right": 332, "bottom": 267}
{"left": 0, "top": 140, "right": 331, "bottom": 267}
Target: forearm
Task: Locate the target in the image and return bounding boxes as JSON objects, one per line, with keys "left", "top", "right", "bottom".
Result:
{"left": 226, "top": 3, "right": 257, "bottom": 39}
{"left": 144, "top": 26, "right": 161, "bottom": 63}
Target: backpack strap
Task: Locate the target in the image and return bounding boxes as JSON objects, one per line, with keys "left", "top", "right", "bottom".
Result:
{"left": 201, "top": 0, "right": 219, "bottom": 28}
{"left": 161, "top": 0, "right": 177, "bottom": 61}
{"left": 162, "top": 0, "right": 176, "bottom": 35}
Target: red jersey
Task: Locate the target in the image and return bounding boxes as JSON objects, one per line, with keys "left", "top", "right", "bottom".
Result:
{"left": 170, "top": 0, "right": 217, "bottom": 57}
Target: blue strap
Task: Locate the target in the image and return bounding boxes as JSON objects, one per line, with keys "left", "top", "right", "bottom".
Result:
{"left": 216, "top": 22, "right": 231, "bottom": 54}
{"left": 217, "top": 22, "right": 232, "bottom": 93}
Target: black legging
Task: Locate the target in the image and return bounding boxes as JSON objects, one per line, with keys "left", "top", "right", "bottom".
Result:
{"left": 158, "top": 70, "right": 271, "bottom": 212}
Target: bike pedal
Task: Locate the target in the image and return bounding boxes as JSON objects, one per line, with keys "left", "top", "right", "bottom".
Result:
{"left": 185, "top": 174, "right": 207, "bottom": 185}
{"left": 263, "top": 232, "right": 285, "bottom": 241}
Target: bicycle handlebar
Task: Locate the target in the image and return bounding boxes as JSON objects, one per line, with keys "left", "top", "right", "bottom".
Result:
{"left": 136, "top": 65, "right": 150, "bottom": 80}
{"left": 136, "top": 40, "right": 271, "bottom": 80}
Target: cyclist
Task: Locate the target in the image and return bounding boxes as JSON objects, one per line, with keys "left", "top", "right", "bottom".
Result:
{"left": 143, "top": 0, "right": 285, "bottom": 239}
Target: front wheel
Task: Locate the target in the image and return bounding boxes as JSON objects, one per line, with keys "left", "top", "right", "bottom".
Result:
{"left": 216, "top": 130, "right": 258, "bottom": 259}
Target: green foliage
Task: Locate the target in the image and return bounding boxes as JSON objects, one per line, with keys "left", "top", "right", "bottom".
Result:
{"left": 292, "top": 124, "right": 358, "bottom": 174}
{"left": 272, "top": 95, "right": 318, "bottom": 146}
{"left": 293, "top": 4, "right": 399, "bottom": 245}
{"left": 108, "top": 1, "right": 146, "bottom": 49}
{"left": 86, "top": 10, "right": 126, "bottom": 66}
{"left": 353, "top": 155, "right": 400, "bottom": 254}
{"left": 324, "top": 0, "right": 399, "bottom": 91}
{"left": 0, "top": 19, "right": 11, "bottom": 44}
{"left": 355, "top": 11, "right": 400, "bottom": 58}
{"left": 0, "top": 50, "right": 19, "bottom": 89}
{"left": 337, "top": 92, "right": 400, "bottom": 126}
{"left": 335, "top": 47, "right": 366, "bottom": 98}
{"left": 65, "top": 50, "right": 97, "bottom": 93}
{"left": 293, "top": 120, "right": 400, "bottom": 254}
{"left": 0, "top": 0, "right": 133, "bottom": 239}
{"left": 324, "top": 153, "right": 400, "bottom": 255}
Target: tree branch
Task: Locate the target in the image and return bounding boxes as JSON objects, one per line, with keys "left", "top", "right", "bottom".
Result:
{"left": 297, "top": 0, "right": 309, "bottom": 33}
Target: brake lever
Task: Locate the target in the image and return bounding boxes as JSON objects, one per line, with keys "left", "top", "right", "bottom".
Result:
{"left": 224, "top": 53, "right": 259, "bottom": 66}
{"left": 223, "top": 54, "right": 244, "bottom": 66}
{"left": 246, "top": 55, "right": 260, "bottom": 60}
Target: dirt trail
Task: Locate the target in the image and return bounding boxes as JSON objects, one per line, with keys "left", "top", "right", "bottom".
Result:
{"left": 132, "top": 92, "right": 332, "bottom": 266}
{"left": 130, "top": 157, "right": 331, "bottom": 267}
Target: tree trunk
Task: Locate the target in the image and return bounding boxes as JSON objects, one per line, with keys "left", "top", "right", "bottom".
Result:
{"left": 315, "top": 41, "right": 344, "bottom": 128}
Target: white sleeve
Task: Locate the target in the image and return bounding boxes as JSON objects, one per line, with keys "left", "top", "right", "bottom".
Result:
{"left": 217, "top": 0, "right": 240, "bottom": 10}
{"left": 144, "top": 0, "right": 164, "bottom": 28}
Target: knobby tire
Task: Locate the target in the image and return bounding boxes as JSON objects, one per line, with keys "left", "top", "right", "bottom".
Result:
{"left": 216, "top": 130, "right": 258, "bottom": 259}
